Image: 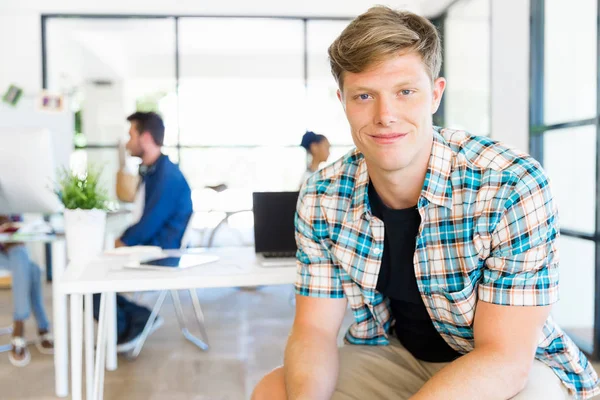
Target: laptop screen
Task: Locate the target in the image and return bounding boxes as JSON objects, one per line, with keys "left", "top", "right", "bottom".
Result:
{"left": 252, "top": 191, "right": 299, "bottom": 253}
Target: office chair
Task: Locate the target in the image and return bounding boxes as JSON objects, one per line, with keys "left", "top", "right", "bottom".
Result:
{"left": 0, "top": 326, "right": 12, "bottom": 353}
{"left": 203, "top": 185, "right": 252, "bottom": 247}
{"left": 127, "top": 218, "right": 210, "bottom": 359}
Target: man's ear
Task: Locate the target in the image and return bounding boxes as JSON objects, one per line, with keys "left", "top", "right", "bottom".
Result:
{"left": 141, "top": 131, "right": 153, "bottom": 142}
{"left": 337, "top": 89, "right": 346, "bottom": 111}
{"left": 431, "top": 77, "right": 446, "bottom": 114}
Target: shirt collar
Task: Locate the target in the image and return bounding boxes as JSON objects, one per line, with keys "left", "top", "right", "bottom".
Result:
{"left": 347, "top": 128, "right": 454, "bottom": 223}
{"left": 345, "top": 150, "right": 371, "bottom": 223}
{"left": 421, "top": 128, "right": 454, "bottom": 210}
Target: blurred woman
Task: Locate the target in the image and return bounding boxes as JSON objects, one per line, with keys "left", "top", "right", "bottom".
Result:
{"left": 0, "top": 215, "right": 53, "bottom": 367}
{"left": 300, "top": 131, "right": 330, "bottom": 187}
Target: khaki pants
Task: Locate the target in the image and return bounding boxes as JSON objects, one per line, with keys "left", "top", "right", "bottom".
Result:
{"left": 332, "top": 337, "right": 572, "bottom": 400}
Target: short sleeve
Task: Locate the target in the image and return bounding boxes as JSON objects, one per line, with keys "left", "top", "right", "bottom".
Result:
{"left": 294, "top": 183, "right": 345, "bottom": 299}
{"left": 478, "top": 170, "right": 560, "bottom": 306}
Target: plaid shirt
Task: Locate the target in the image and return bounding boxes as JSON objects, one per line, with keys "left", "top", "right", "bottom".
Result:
{"left": 295, "top": 128, "right": 599, "bottom": 399}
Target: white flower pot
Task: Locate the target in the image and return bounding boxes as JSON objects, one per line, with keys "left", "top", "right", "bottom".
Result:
{"left": 63, "top": 209, "right": 107, "bottom": 264}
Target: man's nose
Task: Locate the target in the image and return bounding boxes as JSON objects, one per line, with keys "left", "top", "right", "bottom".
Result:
{"left": 374, "top": 97, "right": 398, "bottom": 127}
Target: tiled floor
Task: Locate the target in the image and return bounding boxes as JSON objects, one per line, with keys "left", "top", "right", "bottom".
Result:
{"left": 0, "top": 283, "right": 598, "bottom": 399}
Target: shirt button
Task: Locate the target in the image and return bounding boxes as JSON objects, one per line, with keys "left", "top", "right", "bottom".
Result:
{"left": 373, "top": 248, "right": 381, "bottom": 255}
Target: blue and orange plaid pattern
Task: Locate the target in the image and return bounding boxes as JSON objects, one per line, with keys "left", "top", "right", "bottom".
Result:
{"left": 295, "top": 128, "right": 599, "bottom": 399}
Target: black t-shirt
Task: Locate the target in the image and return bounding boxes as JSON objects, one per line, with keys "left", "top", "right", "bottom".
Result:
{"left": 369, "top": 182, "right": 461, "bottom": 363}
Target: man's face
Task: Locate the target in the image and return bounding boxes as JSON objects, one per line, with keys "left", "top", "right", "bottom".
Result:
{"left": 338, "top": 52, "right": 445, "bottom": 174}
{"left": 126, "top": 122, "right": 144, "bottom": 158}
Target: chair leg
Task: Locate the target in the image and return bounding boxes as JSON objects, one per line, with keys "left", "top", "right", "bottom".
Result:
{"left": 128, "top": 290, "right": 168, "bottom": 359}
{"left": 0, "top": 326, "right": 12, "bottom": 353}
{"left": 189, "top": 289, "right": 210, "bottom": 345}
{"left": 131, "top": 292, "right": 144, "bottom": 302}
{"left": 207, "top": 217, "right": 228, "bottom": 248}
{"left": 170, "top": 290, "right": 209, "bottom": 351}
{"left": 0, "top": 326, "right": 12, "bottom": 335}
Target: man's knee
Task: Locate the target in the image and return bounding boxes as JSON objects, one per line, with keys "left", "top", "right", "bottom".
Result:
{"left": 252, "top": 366, "right": 286, "bottom": 400}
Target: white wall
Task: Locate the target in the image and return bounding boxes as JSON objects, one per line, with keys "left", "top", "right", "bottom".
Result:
{"left": 490, "top": 0, "right": 530, "bottom": 152}
{"left": 0, "top": 13, "right": 41, "bottom": 96}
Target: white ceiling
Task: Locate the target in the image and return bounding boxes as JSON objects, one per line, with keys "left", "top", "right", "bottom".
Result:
{"left": 1, "top": 0, "right": 456, "bottom": 18}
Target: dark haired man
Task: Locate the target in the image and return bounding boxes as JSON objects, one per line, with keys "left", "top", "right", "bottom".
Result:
{"left": 93, "top": 112, "right": 193, "bottom": 353}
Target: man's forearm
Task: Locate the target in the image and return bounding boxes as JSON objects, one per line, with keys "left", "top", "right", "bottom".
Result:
{"left": 284, "top": 327, "right": 340, "bottom": 400}
{"left": 411, "top": 348, "right": 530, "bottom": 400}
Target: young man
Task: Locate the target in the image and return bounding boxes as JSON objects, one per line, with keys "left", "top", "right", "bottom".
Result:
{"left": 253, "top": 7, "right": 599, "bottom": 400}
{"left": 93, "top": 112, "right": 193, "bottom": 352}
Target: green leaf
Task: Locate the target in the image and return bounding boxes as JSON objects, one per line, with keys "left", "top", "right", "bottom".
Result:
{"left": 52, "top": 164, "right": 111, "bottom": 211}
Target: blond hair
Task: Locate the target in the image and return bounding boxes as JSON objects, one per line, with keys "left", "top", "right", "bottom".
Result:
{"left": 328, "top": 6, "right": 442, "bottom": 89}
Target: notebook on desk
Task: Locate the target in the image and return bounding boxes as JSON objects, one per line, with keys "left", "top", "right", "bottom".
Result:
{"left": 253, "top": 191, "right": 299, "bottom": 267}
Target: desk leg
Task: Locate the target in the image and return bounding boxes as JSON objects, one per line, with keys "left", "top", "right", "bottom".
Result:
{"left": 52, "top": 240, "right": 68, "bottom": 398}
{"left": 45, "top": 242, "right": 52, "bottom": 282}
{"left": 93, "top": 293, "right": 108, "bottom": 400}
{"left": 130, "top": 290, "right": 168, "bottom": 358}
{"left": 106, "top": 292, "right": 117, "bottom": 371}
{"left": 70, "top": 294, "right": 83, "bottom": 400}
{"left": 84, "top": 294, "right": 95, "bottom": 400}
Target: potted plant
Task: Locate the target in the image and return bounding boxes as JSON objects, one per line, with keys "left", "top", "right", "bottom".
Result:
{"left": 54, "top": 166, "right": 110, "bottom": 263}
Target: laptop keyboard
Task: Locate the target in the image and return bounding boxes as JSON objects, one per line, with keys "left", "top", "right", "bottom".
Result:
{"left": 263, "top": 251, "right": 296, "bottom": 258}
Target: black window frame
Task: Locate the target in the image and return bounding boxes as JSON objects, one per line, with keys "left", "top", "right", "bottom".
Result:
{"left": 529, "top": 0, "right": 600, "bottom": 358}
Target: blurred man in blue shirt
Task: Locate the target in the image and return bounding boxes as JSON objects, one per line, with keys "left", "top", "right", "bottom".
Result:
{"left": 94, "top": 112, "right": 193, "bottom": 353}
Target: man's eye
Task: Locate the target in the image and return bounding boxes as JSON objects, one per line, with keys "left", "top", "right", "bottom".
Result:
{"left": 359, "top": 94, "right": 370, "bottom": 100}
{"left": 400, "top": 90, "right": 413, "bottom": 96}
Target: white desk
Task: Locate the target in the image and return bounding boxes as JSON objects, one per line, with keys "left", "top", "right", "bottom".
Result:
{"left": 57, "top": 247, "right": 297, "bottom": 400}
{"left": 0, "top": 232, "right": 60, "bottom": 243}
{"left": 0, "top": 233, "right": 69, "bottom": 397}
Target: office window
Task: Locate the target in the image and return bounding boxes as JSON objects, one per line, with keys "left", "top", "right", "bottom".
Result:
{"left": 45, "top": 15, "right": 353, "bottom": 196}
{"left": 444, "top": 0, "right": 491, "bottom": 135}
{"left": 544, "top": 0, "right": 597, "bottom": 125}
{"left": 46, "top": 18, "right": 178, "bottom": 146}
{"left": 543, "top": 126, "right": 596, "bottom": 235}
{"left": 179, "top": 147, "right": 306, "bottom": 192}
{"left": 176, "top": 18, "right": 309, "bottom": 190}
{"left": 161, "top": 146, "right": 179, "bottom": 163}
{"left": 306, "top": 20, "right": 352, "bottom": 146}
{"left": 530, "top": 0, "right": 599, "bottom": 356}
{"left": 178, "top": 18, "right": 305, "bottom": 146}
{"left": 552, "top": 236, "right": 595, "bottom": 353}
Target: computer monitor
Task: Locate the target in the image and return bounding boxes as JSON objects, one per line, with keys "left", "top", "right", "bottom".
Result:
{"left": 252, "top": 191, "right": 299, "bottom": 254}
{"left": 0, "top": 128, "right": 68, "bottom": 214}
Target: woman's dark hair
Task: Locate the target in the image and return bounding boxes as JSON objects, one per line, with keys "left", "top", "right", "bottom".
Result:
{"left": 301, "top": 131, "right": 327, "bottom": 152}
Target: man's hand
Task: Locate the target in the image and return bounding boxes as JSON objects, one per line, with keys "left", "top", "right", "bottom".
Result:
{"left": 411, "top": 300, "right": 550, "bottom": 400}
{"left": 0, "top": 218, "right": 22, "bottom": 251}
{"left": 114, "top": 238, "right": 126, "bottom": 248}
{"left": 0, "top": 221, "right": 18, "bottom": 234}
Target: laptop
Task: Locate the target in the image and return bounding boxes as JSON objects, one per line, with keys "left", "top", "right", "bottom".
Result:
{"left": 253, "top": 191, "right": 299, "bottom": 267}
